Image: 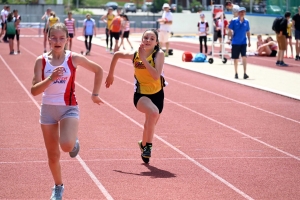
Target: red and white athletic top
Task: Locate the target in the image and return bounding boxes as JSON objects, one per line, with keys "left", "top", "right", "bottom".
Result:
{"left": 65, "top": 18, "right": 75, "bottom": 34}
{"left": 41, "top": 51, "right": 77, "bottom": 106}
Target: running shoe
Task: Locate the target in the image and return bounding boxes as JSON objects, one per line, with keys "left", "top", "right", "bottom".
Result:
{"left": 243, "top": 73, "right": 249, "bottom": 79}
{"left": 279, "top": 62, "right": 288, "bottom": 67}
{"left": 235, "top": 73, "right": 238, "bottom": 79}
{"left": 138, "top": 140, "right": 149, "bottom": 163}
{"left": 50, "top": 185, "right": 64, "bottom": 200}
{"left": 69, "top": 139, "right": 80, "bottom": 158}
{"left": 142, "top": 144, "right": 152, "bottom": 158}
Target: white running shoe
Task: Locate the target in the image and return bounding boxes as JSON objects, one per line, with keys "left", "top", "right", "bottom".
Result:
{"left": 69, "top": 139, "right": 80, "bottom": 158}
{"left": 50, "top": 185, "right": 64, "bottom": 200}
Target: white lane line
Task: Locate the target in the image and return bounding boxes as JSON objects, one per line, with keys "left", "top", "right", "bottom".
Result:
{"left": 165, "top": 76, "right": 300, "bottom": 125}
{"left": 0, "top": 156, "right": 292, "bottom": 164}
{"left": 68, "top": 40, "right": 300, "bottom": 125}
{"left": 76, "top": 82, "right": 254, "bottom": 200}
{"left": 0, "top": 55, "right": 114, "bottom": 200}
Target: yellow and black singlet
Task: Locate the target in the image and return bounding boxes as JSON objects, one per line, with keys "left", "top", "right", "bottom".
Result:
{"left": 132, "top": 51, "right": 167, "bottom": 94}
{"left": 106, "top": 14, "right": 115, "bottom": 30}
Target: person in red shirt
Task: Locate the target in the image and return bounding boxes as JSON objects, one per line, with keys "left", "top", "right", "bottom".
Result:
{"left": 108, "top": 15, "right": 122, "bottom": 53}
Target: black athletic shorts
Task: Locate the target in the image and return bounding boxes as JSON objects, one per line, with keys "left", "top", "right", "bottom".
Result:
{"left": 123, "top": 31, "right": 130, "bottom": 38}
{"left": 231, "top": 44, "right": 247, "bottom": 59}
{"left": 133, "top": 89, "right": 164, "bottom": 114}
{"left": 110, "top": 31, "right": 120, "bottom": 40}
{"left": 68, "top": 33, "right": 74, "bottom": 38}
{"left": 270, "top": 50, "right": 277, "bottom": 57}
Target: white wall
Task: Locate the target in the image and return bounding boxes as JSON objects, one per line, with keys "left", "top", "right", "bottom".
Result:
{"left": 171, "top": 11, "right": 276, "bottom": 35}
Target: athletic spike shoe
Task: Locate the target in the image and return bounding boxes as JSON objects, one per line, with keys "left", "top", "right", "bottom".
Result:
{"left": 69, "top": 139, "right": 80, "bottom": 158}
{"left": 138, "top": 140, "right": 149, "bottom": 163}
{"left": 50, "top": 185, "right": 64, "bottom": 200}
{"left": 142, "top": 144, "right": 152, "bottom": 158}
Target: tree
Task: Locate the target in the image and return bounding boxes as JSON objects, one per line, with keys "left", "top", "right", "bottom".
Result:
{"left": 152, "top": 0, "right": 168, "bottom": 13}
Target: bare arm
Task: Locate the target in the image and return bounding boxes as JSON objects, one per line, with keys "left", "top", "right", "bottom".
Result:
{"left": 31, "top": 56, "right": 64, "bottom": 96}
{"left": 247, "top": 31, "right": 251, "bottom": 47}
{"left": 139, "top": 46, "right": 165, "bottom": 80}
{"left": 72, "top": 53, "right": 104, "bottom": 104}
{"left": 73, "top": 19, "right": 76, "bottom": 35}
{"left": 101, "top": 15, "right": 107, "bottom": 23}
{"left": 105, "top": 51, "right": 134, "bottom": 88}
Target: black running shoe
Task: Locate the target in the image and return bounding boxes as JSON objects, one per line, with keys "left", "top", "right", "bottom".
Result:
{"left": 279, "top": 62, "right": 288, "bottom": 67}
{"left": 235, "top": 73, "right": 238, "bottom": 79}
{"left": 243, "top": 73, "right": 249, "bottom": 79}
{"left": 138, "top": 141, "right": 149, "bottom": 163}
{"left": 142, "top": 145, "right": 152, "bottom": 158}
{"left": 295, "top": 56, "right": 299, "bottom": 61}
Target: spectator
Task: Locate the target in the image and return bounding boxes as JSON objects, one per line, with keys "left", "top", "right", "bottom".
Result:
{"left": 197, "top": 13, "right": 209, "bottom": 54}
{"left": 108, "top": 14, "right": 122, "bottom": 53}
{"left": 225, "top": 1, "right": 240, "bottom": 17}
{"left": 0, "top": 5, "right": 10, "bottom": 43}
{"left": 286, "top": 18, "right": 293, "bottom": 58}
{"left": 257, "top": 34, "right": 264, "bottom": 49}
{"left": 275, "top": 12, "right": 290, "bottom": 67}
{"left": 119, "top": 14, "right": 133, "bottom": 51}
{"left": 157, "top": 3, "right": 173, "bottom": 57}
{"left": 257, "top": 36, "right": 278, "bottom": 57}
{"left": 83, "top": 13, "right": 96, "bottom": 55}
{"left": 292, "top": 6, "right": 300, "bottom": 61}
{"left": 216, "top": 13, "right": 228, "bottom": 56}
{"left": 41, "top": 7, "right": 52, "bottom": 53}
{"left": 64, "top": 11, "right": 76, "bottom": 51}
{"left": 100, "top": 7, "right": 114, "bottom": 52}
{"left": 228, "top": 7, "right": 250, "bottom": 79}
{"left": 3, "top": 12, "right": 17, "bottom": 54}
{"left": 13, "top": 9, "right": 21, "bottom": 54}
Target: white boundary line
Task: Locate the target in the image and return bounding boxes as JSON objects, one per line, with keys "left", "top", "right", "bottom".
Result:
{"left": 24, "top": 38, "right": 300, "bottom": 198}
{"left": 0, "top": 55, "right": 114, "bottom": 200}
{"left": 23, "top": 40, "right": 254, "bottom": 199}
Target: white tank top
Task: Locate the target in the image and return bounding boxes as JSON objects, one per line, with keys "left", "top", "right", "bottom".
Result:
{"left": 41, "top": 51, "right": 77, "bottom": 106}
{"left": 198, "top": 21, "right": 207, "bottom": 36}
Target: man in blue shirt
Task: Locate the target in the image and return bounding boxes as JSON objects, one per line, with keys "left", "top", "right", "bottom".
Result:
{"left": 228, "top": 7, "right": 251, "bottom": 79}
{"left": 83, "top": 13, "right": 96, "bottom": 55}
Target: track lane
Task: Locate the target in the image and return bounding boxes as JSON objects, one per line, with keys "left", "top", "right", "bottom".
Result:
{"left": 0, "top": 36, "right": 300, "bottom": 199}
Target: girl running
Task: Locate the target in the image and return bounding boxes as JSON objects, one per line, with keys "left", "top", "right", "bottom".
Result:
{"left": 119, "top": 14, "right": 133, "bottom": 50}
{"left": 64, "top": 11, "right": 76, "bottom": 51}
{"left": 105, "top": 29, "right": 167, "bottom": 163}
{"left": 30, "top": 22, "right": 103, "bottom": 200}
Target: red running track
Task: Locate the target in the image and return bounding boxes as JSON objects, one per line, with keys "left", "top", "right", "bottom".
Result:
{"left": 0, "top": 36, "right": 300, "bottom": 200}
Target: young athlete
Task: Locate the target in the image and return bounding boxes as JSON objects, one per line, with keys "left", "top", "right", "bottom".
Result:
{"left": 105, "top": 29, "right": 167, "bottom": 163}
{"left": 83, "top": 13, "right": 96, "bottom": 55}
{"left": 197, "top": 13, "right": 209, "bottom": 54}
{"left": 30, "top": 22, "right": 104, "bottom": 200}
{"left": 108, "top": 14, "right": 122, "bottom": 53}
{"left": 64, "top": 11, "right": 75, "bottom": 51}
{"left": 100, "top": 7, "right": 114, "bottom": 52}
{"left": 46, "top": 11, "right": 60, "bottom": 32}
{"left": 41, "top": 8, "right": 52, "bottom": 53}
{"left": 4, "top": 12, "right": 17, "bottom": 54}
{"left": 119, "top": 14, "right": 133, "bottom": 50}
{"left": 13, "top": 10, "right": 21, "bottom": 53}
{"left": 286, "top": 18, "right": 293, "bottom": 58}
